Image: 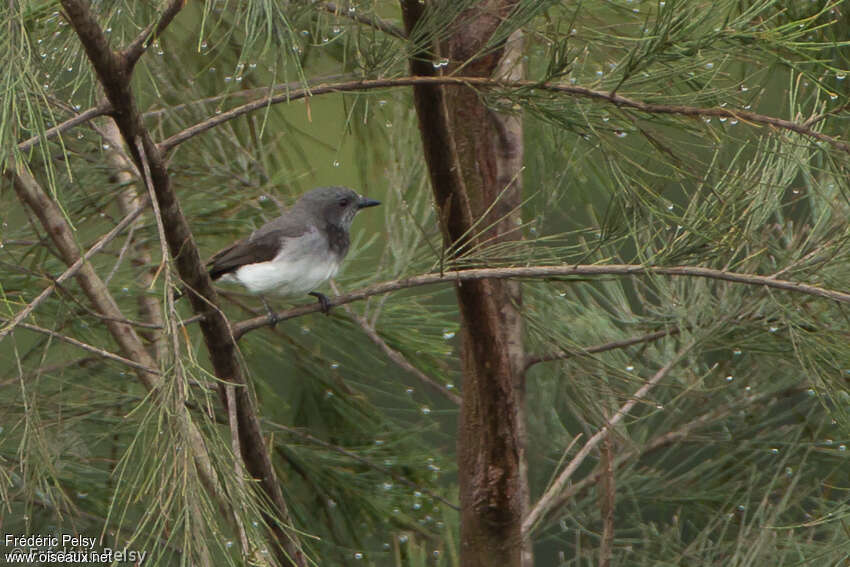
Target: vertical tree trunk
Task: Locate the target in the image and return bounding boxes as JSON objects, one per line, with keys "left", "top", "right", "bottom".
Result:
{"left": 401, "top": 2, "right": 529, "bottom": 565}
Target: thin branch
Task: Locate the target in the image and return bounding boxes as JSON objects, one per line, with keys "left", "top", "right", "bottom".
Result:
{"left": 121, "top": 0, "right": 187, "bottom": 68}
{"left": 49, "top": 287, "right": 164, "bottom": 329}
{"left": 9, "top": 163, "right": 161, "bottom": 386}
{"left": 60, "top": 1, "right": 305, "bottom": 563}
{"left": 330, "top": 282, "right": 461, "bottom": 405}
{"left": 104, "top": 222, "right": 138, "bottom": 284}
{"left": 233, "top": 264, "right": 850, "bottom": 339}
{"left": 2, "top": 357, "right": 97, "bottom": 386}
{"left": 225, "top": 385, "right": 252, "bottom": 561}
{"left": 5, "top": 167, "right": 237, "bottom": 512}
{"left": 160, "top": 76, "right": 850, "bottom": 155}
{"left": 0, "top": 197, "right": 149, "bottom": 343}
{"left": 142, "top": 73, "right": 354, "bottom": 119}
{"left": 802, "top": 101, "right": 850, "bottom": 128}
{"left": 320, "top": 2, "right": 406, "bottom": 39}
{"left": 97, "top": 118, "right": 166, "bottom": 359}
{"left": 17, "top": 103, "right": 111, "bottom": 152}
{"left": 598, "top": 432, "right": 614, "bottom": 567}
{"left": 14, "top": 75, "right": 352, "bottom": 153}
{"left": 522, "top": 343, "right": 695, "bottom": 537}
{"left": 541, "top": 385, "right": 803, "bottom": 529}
{"left": 2, "top": 319, "right": 160, "bottom": 376}
{"left": 525, "top": 327, "right": 681, "bottom": 371}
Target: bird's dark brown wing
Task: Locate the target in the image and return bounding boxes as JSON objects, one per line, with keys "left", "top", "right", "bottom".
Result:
{"left": 207, "top": 214, "right": 313, "bottom": 280}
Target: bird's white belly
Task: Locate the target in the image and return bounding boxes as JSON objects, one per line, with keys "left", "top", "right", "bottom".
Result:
{"left": 226, "top": 254, "right": 340, "bottom": 296}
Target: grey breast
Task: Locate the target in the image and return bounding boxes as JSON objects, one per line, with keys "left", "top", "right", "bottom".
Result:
{"left": 325, "top": 223, "right": 350, "bottom": 258}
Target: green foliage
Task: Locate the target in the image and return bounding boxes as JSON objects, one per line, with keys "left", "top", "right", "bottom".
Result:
{"left": 2, "top": 0, "right": 850, "bottom": 565}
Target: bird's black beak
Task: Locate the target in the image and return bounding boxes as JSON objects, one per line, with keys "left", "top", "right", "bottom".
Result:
{"left": 357, "top": 196, "right": 381, "bottom": 209}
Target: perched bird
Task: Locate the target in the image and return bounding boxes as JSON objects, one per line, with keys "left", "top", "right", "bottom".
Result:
{"left": 208, "top": 186, "right": 380, "bottom": 322}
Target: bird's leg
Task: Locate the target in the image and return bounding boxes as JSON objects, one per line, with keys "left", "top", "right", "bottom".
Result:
{"left": 309, "top": 291, "right": 332, "bottom": 315}
{"left": 260, "top": 296, "right": 279, "bottom": 327}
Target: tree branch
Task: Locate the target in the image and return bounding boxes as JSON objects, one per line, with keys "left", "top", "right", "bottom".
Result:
{"left": 598, "top": 431, "right": 614, "bottom": 567}
{"left": 320, "top": 2, "right": 406, "bottom": 40}
{"left": 97, "top": 118, "right": 165, "bottom": 360}
{"left": 17, "top": 103, "right": 111, "bottom": 152}
{"left": 522, "top": 342, "right": 695, "bottom": 537}
{"left": 121, "top": 0, "right": 186, "bottom": 68}
{"left": 160, "top": 76, "right": 850, "bottom": 155}
{"left": 539, "top": 385, "right": 804, "bottom": 531}
{"left": 525, "top": 327, "right": 681, "bottom": 371}
{"left": 0, "top": 198, "right": 149, "bottom": 343}
{"left": 9, "top": 165, "right": 159, "bottom": 388}
{"left": 233, "top": 264, "right": 850, "bottom": 339}
{"left": 8, "top": 164, "right": 227, "bottom": 524}
{"left": 59, "top": 1, "right": 305, "bottom": 563}
{"left": 2, "top": 319, "right": 160, "bottom": 376}
{"left": 330, "top": 282, "right": 461, "bottom": 405}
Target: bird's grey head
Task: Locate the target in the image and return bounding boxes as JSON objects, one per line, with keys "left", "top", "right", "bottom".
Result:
{"left": 297, "top": 186, "right": 380, "bottom": 230}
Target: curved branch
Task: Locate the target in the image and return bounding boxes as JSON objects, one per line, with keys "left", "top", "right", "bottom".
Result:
{"left": 160, "top": 76, "right": 850, "bottom": 155}
{"left": 122, "top": 0, "right": 186, "bottom": 68}
{"left": 537, "top": 383, "right": 807, "bottom": 533}
{"left": 59, "top": 1, "right": 305, "bottom": 564}
{"left": 320, "top": 2, "right": 406, "bottom": 39}
{"left": 2, "top": 319, "right": 160, "bottom": 375}
{"left": 17, "top": 103, "right": 111, "bottom": 152}
{"left": 233, "top": 264, "right": 850, "bottom": 339}
{"left": 0, "top": 198, "right": 148, "bottom": 343}
{"left": 525, "top": 327, "right": 681, "bottom": 371}
{"left": 523, "top": 341, "right": 695, "bottom": 537}
{"left": 330, "top": 281, "right": 461, "bottom": 405}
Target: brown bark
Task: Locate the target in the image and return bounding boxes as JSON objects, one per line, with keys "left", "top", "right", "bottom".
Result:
{"left": 58, "top": 1, "right": 305, "bottom": 565}
{"left": 599, "top": 432, "right": 615, "bottom": 567}
{"left": 401, "top": 2, "right": 529, "bottom": 566}
{"left": 8, "top": 165, "right": 223, "bottom": 511}
{"left": 232, "top": 264, "right": 850, "bottom": 338}
{"left": 98, "top": 120, "right": 166, "bottom": 362}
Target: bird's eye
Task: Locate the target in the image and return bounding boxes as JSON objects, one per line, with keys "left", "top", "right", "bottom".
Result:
{"left": 339, "top": 198, "right": 349, "bottom": 207}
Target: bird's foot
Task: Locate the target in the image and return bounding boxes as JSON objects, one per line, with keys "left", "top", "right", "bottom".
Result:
{"left": 261, "top": 297, "right": 279, "bottom": 328}
{"left": 309, "top": 291, "right": 332, "bottom": 315}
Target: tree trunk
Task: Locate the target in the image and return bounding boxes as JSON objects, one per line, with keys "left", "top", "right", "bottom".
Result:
{"left": 401, "top": 2, "right": 529, "bottom": 565}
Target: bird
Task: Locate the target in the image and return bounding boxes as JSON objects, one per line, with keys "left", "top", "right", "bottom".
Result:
{"left": 207, "top": 186, "right": 380, "bottom": 323}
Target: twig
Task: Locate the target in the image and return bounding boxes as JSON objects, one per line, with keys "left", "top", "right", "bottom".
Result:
{"left": 525, "top": 327, "right": 681, "bottom": 371}
{"left": 60, "top": 1, "right": 305, "bottom": 563}
{"left": 47, "top": 289, "right": 163, "bottom": 329}
{"left": 103, "top": 223, "right": 138, "bottom": 285}
{"left": 320, "top": 2, "right": 406, "bottom": 39}
{"left": 233, "top": 264, "right": 850, "bottom": 339}
{"left": 330, "top": 282, "right": 461, "bottom": 405}
{"left": 522, "top": 342, "right": 694, "bottom": 537}
{"left": 0, "top": 197, "right": 149, "bottom": 343}
{"left": 159, "top": 76, "right": 850, "bottom": 155}
{"left": 802, "top": 101, "right": 850, "bottom": 128}
{"left": 134, "top": 137, "right": 170, "bottom": 286}
{"left": 598, "top": 431, "right": 614, "bottom": 567}
{"left": 540, "top": 385, "right": 800, "bottom": 528}
{"left": 15, "top": 75, "right": 349, "bottom": 153}
{"left": 121, "top": 0, "right": 187, "bottom": 68}
{"left": 225, "top": 385, "right": 251, "bottom": 561}
{"left": 1, "top": 357, "right": 97, "bottom": 386}
{"left": 2, "top": 319, "right": 160, "bottom": 375}
{"left": 142, "top": 73, "right": 354, "bottom": 119}
{"left": 17, "top": 103, "right": 111, "bottom": 152}
{"left": 97, "top": 118, "right": 166, "bottom": 360}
